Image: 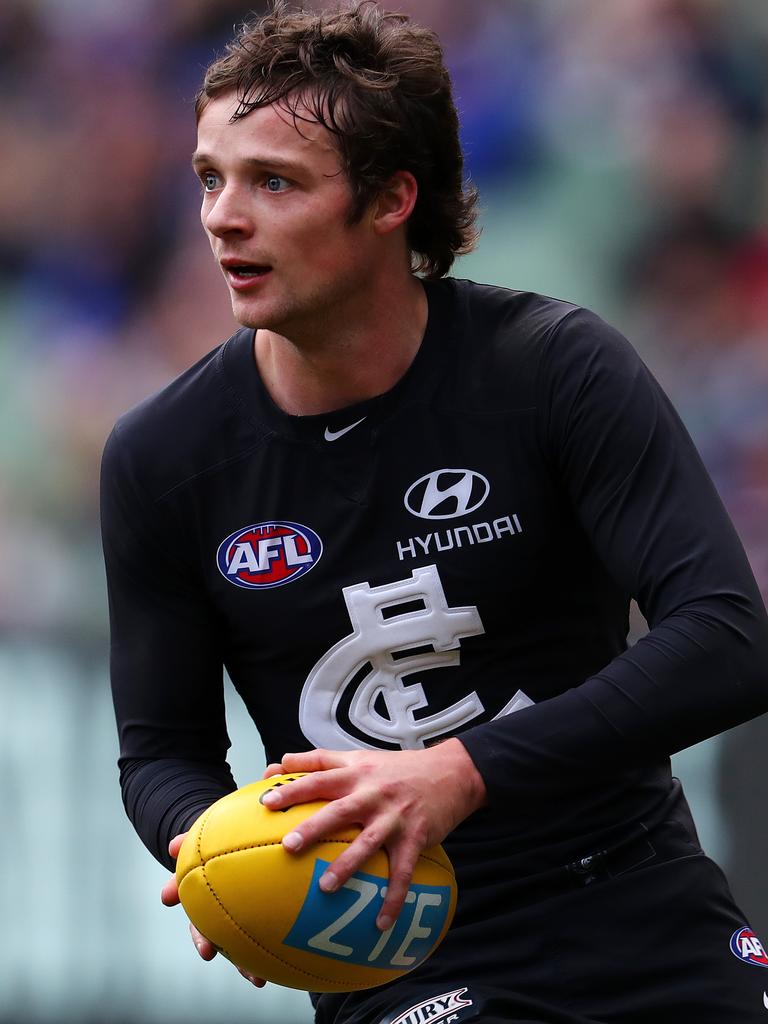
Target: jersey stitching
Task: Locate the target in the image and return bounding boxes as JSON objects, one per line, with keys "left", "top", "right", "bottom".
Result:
{"left": 218, "top": 330, "right": 281, "bottom": 438}
{"left": 154, "top": 436, "right": 274, "bottom": 504}
{"left": 152, "top": 330, "right": 538, "bottom": 508}
{"left": 107, "top": 424, "right": 203, "bottom": 580}
{"left": 533, "top": 305, "right": 587, "bottom": 481}
{"left": 536, "top": 306, "right": 662, "bottom": 511}
{"left": 149, "top": 338, "right": 275, "bottom": 504}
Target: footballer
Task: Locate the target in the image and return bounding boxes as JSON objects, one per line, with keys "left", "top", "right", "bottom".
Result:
{"left": 102, "top": 3, "right": 768, "bottom": 1021}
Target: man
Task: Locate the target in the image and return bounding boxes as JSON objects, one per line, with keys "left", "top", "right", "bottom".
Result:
{"left": 101, "top": 3, "right": 768, "bottom": 1021}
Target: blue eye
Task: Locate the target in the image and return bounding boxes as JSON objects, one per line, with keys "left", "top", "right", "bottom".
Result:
{"left": 202, "top": 172, "right": 219, "bottom": 192}
{"left": 265, "top": 175, "right": 289, "bottom": 193}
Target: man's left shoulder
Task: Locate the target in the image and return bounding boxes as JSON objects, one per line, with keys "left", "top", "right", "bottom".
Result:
{"left": 434, "top": 278, "right": 587, "bottom": 403}
{"left": 449, "top": 278, "right": 638, "bottom": 370}
{"left": 451, "top": 277, "right": 580, "bottom": 330}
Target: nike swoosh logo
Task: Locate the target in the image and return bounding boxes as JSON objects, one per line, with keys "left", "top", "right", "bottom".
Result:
{"left": 324, "top": 417, "right": 366, "bottom": 442}
{"left": 763, "top": 991, "right": 768, "bottom": 1010}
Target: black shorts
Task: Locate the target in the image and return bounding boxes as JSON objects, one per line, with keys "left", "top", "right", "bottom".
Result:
{"left": 314, "top": 818, "right": 768, "bottom": 1024}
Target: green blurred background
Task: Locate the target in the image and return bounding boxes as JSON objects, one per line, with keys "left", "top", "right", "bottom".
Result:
{"left": 2, "top": 0, "right": 767, "bottom": 1020}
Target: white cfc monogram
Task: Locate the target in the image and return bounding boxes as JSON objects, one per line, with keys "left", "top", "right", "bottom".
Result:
{"left": 299, "top": 564, "right": 532, "bottom": 750}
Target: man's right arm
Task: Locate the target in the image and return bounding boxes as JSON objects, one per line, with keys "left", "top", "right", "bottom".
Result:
{"left": 101, "top": 423, "right": 235, "bottom": 867}
{"left": 119, "top": 757, "right": 236, "bottom": 870}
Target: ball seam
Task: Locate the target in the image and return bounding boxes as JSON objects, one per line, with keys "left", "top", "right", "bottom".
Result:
{"left": 199, "top": 838, "right": 453, "bottom": 876}
{"left": 197, "top": 860, "right": 392, "bottom": 989}
{"left": 185, "top": 800, "right": 453, "bottom": 988}
{"left": 196, "top": 804, "right": 385, "bottom": 988}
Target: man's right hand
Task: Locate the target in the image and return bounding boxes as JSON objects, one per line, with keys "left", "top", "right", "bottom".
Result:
{"left": 161, "top": 832, "right": 266, "bottom": 988}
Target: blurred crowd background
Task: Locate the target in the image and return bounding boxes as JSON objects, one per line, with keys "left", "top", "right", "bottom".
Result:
{"left": 2, "top": 0, "right": 767, "bottom": 1021}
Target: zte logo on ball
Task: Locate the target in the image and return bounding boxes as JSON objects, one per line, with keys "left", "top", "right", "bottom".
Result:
{"left": 217, "top": 521, "right": 323, "bottom": 589}
{"left": 284, "top": 859, "right": 452, "bottom": 970}
{"left": 405, "top": 469, "right": 490, "bottom": 520}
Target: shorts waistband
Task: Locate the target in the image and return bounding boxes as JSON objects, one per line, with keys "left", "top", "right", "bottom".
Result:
{"left": 484, "top": 818, "right": 701, "bottom": 911}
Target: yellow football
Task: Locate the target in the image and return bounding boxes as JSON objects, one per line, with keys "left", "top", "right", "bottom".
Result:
{"left": 175, "top": 775, "right": 457, "bottom": 992}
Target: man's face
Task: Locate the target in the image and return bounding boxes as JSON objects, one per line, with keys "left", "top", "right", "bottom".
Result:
{"left": 193, "top": 92, "right": 378, "bottom": 335}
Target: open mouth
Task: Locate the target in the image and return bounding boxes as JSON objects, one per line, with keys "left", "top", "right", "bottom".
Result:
{"left": 227, "top": 265, "right": 271, "bottom": 278}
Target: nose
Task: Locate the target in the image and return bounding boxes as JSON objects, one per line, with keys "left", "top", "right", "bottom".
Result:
{"left": 203, "top": 183, "right": 254, "bottom": 239}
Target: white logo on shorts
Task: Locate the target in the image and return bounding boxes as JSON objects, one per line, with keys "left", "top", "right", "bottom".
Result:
{"left": 387, "top": 987, "right": 473, "bottom": 1024}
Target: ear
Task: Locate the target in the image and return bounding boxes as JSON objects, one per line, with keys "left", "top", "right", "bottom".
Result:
{"left": 371, "top": 171, "right": 418, "bottom": 236}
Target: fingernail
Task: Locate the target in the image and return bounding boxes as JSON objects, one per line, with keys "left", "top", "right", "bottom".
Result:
{"left": 319, "top": 871, "right": 338, "bottom": 893}
{"left": 282, "top": 831, "right": 303, "bottom": 851}
{"left": 261, "top": 790, "right": 280, "bottom": 806}
{"left": 377, "top": 914, "right": 393, "bottom": 932}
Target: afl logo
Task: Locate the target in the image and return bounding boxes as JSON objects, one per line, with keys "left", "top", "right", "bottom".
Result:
{"left": 217, "top": 521, "right": 322, "bottom": 590}
{"left": 730, "top": 927, "right": 768, "bottom": 967}
{"left": 405, "top": 469, "right": 490, "bottom": 520}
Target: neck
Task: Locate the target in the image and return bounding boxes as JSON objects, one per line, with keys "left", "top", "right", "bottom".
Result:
{"left": 254, "top": 273, "right": 429, "bottom": 416}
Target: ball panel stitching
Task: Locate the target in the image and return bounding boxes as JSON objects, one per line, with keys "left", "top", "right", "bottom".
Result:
{"left": 202, "top": 837, "right": 354, "bottom": 864}
{"left": 201, "top": 837, "right": 452, "bottom": 876}
{"left": 174, "top": 804, "right": 217, "bottom": 887}
{"left": 196, "top": 862, "right": 393, "bottom": 989}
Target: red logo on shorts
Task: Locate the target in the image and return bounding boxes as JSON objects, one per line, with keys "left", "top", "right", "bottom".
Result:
{"left": 730, "top": 927, "right": 768, "bottom": 967}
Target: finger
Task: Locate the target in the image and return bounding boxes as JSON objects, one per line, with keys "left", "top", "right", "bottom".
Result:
{"left": 261, "top": 765, "right": 352, "bottom": 813}
{"left": 376, "top": 840, "right": 422, "bottom": 931}
{"left": 160, "top": 874, "right": 180, "bottom": 907}
{"left": 168, "top": 832, "right": 188, "bottom": 860}
{"left": 262, "top": 762, "right": 285, "bottom": 779}
{"left": 190, "top": 923, "right": 218, "bottom": 961}
{"left": 237, "top": 966, "right": 267, "bottom": 988}
{"left": 274, "top": 789, "right": 366, "bottom": 857}
{"left": 279, "top": 749, "right": 350, "bottom": 774}
{"left": 317, "top": 822, "right": 393, "bottom": 894}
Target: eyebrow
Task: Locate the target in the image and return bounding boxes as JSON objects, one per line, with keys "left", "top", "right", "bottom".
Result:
{"left": 190, "top": 152, "right": 306, "bottom": 175}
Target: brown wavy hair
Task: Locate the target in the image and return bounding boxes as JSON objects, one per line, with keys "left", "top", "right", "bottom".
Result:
{"left": 195, "top": 1, "right": 479, "bottom": 279}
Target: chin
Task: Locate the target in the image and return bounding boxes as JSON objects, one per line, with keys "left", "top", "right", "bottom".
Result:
{"left": 232, "top": 298, "right": 311, "bottom": 336}
{"left": 232, "top": 309, "right": 262, "bottom": 330}
{"left": 230, "top": 298, "right": 270, "bottom": 331}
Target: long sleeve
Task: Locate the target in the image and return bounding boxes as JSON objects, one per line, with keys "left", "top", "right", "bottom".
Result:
{"left": 118, "top": 757, "right": 236, "bottom": 870}
{"left": 459, "top": 308, "right": 768, "bottom": 805}
{"left": 101, "top": 423, "right": 235, "bottom": 866}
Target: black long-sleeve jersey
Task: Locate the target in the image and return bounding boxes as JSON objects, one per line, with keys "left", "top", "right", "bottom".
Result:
{"left": 102, "top": 278, "right": 768, "bottom": 888}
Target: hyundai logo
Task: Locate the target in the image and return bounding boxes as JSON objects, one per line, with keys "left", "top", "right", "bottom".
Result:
{"left": 404, "top": 469, "right": 490, "bottom": 520}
